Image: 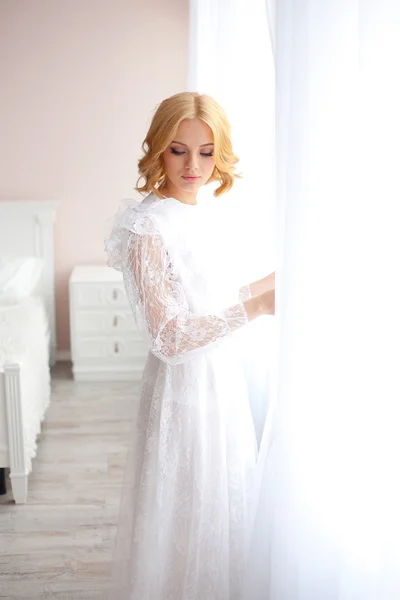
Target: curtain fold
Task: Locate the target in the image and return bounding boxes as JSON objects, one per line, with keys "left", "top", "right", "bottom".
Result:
{"left": 244, "top": 1, "right": 400, "bottom": 598}
{"left": 265, "top": 0, "right": 275, "bottom": 57}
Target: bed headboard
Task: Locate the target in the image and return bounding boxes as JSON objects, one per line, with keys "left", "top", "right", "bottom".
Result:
{"left": 0, "top": 201, "right": 58, "bottom": 364}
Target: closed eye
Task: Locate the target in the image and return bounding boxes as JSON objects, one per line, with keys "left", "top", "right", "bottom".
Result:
{"left": 170, "top": 147, "right": 214, "bottom": 157}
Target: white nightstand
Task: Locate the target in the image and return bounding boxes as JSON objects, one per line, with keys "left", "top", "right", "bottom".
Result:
{"left": 69, "top": 265, "right": 147, "bottom": 381}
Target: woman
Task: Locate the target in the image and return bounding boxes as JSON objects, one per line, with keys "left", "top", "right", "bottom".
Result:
{"left": 105, "top": 91, "right": 275, "bottom": 600}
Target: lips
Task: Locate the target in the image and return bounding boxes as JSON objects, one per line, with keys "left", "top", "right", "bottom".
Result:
{"left": 182, "top": 175, "right": 200, "bottom": 181}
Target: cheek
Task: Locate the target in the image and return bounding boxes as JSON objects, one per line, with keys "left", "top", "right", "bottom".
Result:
{"left": 163, "top": 152, "right": 179, "bottom": 177}
{"left": 204, "top": 158, "right": 216, "bottom": 176}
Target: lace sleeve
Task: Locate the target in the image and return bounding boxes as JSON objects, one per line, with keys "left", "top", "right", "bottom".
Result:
{"left": 239, "top": 285, "right": 252, "bottom": 301}
{"left": 122, "top": 222, "right": 249, "bottom": 365}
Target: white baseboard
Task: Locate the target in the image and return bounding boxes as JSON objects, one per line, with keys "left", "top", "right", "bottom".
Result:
{"left": 55, "top": 349, "right": 71, "bottom": 362}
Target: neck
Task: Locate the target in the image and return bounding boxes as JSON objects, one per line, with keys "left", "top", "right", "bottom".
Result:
{"left": 160, "top": 183, "right": 198, "bottom": 205}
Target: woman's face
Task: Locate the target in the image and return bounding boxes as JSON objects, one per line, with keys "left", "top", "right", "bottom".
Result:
{"left": 162, "top": 119, "right": 216, "bottom": 203}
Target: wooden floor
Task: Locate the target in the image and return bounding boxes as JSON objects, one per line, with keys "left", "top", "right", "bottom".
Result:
{"left": 0, "top": 362, "right": 141, "bottom": 599}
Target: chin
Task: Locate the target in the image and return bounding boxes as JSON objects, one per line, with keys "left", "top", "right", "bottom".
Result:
{"left": 179, "top": 180, "right": 202, "bottom": 190}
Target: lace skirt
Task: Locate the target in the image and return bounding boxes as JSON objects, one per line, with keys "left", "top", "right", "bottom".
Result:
{"left": 107, "top": 339, "right": 258, "bottom": 600}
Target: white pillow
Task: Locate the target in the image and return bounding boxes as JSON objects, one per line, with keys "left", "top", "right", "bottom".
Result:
{"left": 0, "top": 257, "right": 44, "bottom": 303}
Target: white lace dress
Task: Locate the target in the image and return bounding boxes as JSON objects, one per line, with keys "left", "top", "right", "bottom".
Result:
{"left": 105, "top": 193, "right": 258, "bottom": 600}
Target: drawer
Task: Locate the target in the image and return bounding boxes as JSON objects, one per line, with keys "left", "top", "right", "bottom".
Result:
{"left": 71, "top": 282, "right": 129, "bottom": 309}
{"left": 74, "top": 310, "right": 135, "bottom": 335}
{"left": 74, "top": 337, "right": 148, "bottom": 361}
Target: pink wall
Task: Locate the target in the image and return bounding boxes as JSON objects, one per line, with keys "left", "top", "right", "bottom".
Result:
{"left": 0, "top": 0, "right": 189, "bottom": 350}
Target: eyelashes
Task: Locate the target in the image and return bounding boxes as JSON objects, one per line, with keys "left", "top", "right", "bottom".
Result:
{"left": 170, "top": 148, "right": 214, "bottom": 157}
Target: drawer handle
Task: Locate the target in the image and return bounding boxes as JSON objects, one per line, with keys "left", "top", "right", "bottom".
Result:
{"left": 114, "top": 342, "right": 119, "bottom": 354}
{"left": 113, "top": 289, "right": 118, "bottom": 301}
{"left": 113, "top": 315, "right": 118, "bottom": 327}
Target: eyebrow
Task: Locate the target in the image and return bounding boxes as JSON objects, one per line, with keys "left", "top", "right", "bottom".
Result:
{"left": 170, "top": 140, "right": 214, "bottom": 147}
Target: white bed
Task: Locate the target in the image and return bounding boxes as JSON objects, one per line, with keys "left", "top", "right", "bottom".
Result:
{"left": 0, "top": 201, "right": 57, "bottom": 503}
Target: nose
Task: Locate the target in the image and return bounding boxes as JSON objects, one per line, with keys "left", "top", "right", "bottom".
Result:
{"left": 185, "top": 152, "right": 199, "bottom": 171}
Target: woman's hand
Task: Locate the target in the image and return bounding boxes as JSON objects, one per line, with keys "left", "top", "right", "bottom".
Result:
{"left": 243, "top": 287, "right": 275, "bottom": 321}
{"left": 249, "top": 272, "right": 275, "bottom": 297}
{"left": 260, "top": 288, "right": 275, "bottom": 315}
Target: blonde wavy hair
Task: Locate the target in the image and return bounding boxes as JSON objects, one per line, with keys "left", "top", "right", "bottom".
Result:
{"left": 136, "top": 92, "right": 240, "bottom": 198}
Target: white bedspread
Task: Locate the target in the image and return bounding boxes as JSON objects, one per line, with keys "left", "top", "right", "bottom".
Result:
{"left": 0, "top": 296, "right": 51, "bottom": 469}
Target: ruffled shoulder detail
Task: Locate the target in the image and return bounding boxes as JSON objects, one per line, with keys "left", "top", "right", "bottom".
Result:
{"left": 104, "top": 196, "right": 165, "bottom": 271}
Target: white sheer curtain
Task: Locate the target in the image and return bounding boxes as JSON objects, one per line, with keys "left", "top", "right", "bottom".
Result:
{"left": 188, "top": 0, "right": 277, "bottom": 445}
{"left": 189, "top": 0, "right": 400, "bottom": 596}
{"left": 188, "top": 0, "right": 275, "bottom": 279}
{"left": 244, "top": 1, "right": 400, "bottom": 598}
